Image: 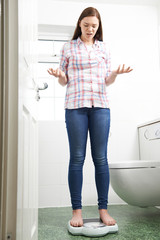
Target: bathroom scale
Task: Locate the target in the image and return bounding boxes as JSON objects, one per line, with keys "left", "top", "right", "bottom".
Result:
{"left": 67, "top": 218, "right": 118, "bottom": 237}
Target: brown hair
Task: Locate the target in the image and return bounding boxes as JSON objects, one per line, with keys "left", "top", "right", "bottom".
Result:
{"left": 72, "top": 7, "right": 103, "bottom": 41}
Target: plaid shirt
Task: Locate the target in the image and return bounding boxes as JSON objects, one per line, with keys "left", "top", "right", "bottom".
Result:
{"left": 59, "top": 37, "right": 111, "bottom": 109}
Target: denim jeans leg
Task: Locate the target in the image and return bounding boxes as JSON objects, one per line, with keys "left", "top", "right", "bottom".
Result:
{"left": 88, "top": 108, "right": 110, "bottom": 209}
{"left": 65, "top": 109, "right": 88, "bottom": 210}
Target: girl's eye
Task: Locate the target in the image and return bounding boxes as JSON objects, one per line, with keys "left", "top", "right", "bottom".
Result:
{"left": 84, "top": 25, "right": 97, "bottom": 28}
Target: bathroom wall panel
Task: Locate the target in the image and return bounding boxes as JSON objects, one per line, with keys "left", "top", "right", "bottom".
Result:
{"left": 38, "top": 0, "right": 160, "bottom": 207}
{"left": 38, "top": 122, "right": 97, "bottom": 207}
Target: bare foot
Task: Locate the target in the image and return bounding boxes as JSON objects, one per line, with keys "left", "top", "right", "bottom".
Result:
{"left": 70, "top": 209, "right": 83, "bottom": 227}
{"left": 99, "top": 209, "right": 116, "bottom": 226}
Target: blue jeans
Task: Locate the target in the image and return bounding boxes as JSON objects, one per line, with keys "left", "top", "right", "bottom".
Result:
{"left": 65, "top": 107, "right": 110, "bottom": 210}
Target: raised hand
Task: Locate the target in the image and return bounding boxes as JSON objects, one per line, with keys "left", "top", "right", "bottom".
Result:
{"left": 47, "top": 68, "right": 65, "bottom": 78}
{"left": 113, "top": 64, "right": 133, "bottom": 75}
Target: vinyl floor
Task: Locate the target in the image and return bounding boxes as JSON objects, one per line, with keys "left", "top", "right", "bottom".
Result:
{"left": 38, "top": 205, "right": 160, "bottom": 240}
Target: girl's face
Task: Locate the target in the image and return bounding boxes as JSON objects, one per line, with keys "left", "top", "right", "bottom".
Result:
{"left": 79, "top": 16, "right": 99, "bottom": 44}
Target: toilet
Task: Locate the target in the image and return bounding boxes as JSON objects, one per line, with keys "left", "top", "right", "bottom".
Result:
{"left": 109, "top": 119, "right": 160, "bottom": 207}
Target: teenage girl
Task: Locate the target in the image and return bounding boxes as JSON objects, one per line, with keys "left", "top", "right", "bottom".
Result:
{"left": 48, "top": 7, "right": 133, "bottom": 227}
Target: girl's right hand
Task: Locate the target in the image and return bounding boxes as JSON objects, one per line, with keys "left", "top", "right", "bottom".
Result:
{"left": 47, "top": 68, "right": 65, "bottom": 78}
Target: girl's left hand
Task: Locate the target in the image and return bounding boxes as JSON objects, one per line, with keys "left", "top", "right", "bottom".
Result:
{"left": 113, "top": 64, "right": 133, "bottom": 75}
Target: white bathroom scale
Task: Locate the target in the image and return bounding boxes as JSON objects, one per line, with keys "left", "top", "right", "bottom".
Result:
{"left": 67, "top": 218, "right": 118, "bottom": 237}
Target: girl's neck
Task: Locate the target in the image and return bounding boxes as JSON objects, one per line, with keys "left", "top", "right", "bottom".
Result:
{"left": 80, "top": 35, "right": 94, "bottom": 46}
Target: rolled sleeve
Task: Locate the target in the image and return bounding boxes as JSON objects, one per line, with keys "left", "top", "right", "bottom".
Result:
{"left": 59, "top": 43, "right": 68, "bottom": 77}
{"left": 104, "top": 43, "right": 111, "bottom": 77}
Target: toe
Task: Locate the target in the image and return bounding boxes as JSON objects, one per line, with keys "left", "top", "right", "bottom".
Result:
{"left": 70, "top": 221, "right": 74, "bottom": 227}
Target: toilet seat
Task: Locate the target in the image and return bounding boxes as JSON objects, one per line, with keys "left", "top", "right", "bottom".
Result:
{"left": 109, "top": 160, "right": 160, "bottom": 169}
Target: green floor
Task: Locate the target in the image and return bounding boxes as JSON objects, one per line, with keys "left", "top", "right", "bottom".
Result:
{"left": 38, "top": 205, "right": 160, "bottom": 240}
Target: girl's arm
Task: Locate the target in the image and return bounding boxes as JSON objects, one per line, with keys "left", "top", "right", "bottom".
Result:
{"left": 105, "top": 64, "right": 133, "bottom": 86}
{"left": 47, "top": 68, "right": 68, "bottom": 86}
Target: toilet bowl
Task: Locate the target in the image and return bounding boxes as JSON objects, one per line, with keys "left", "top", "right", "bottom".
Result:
{"left": 109, "top": 120, "right": 160, "bottom": 207}
{"left": 109, "top": 160, "right": 160, "bottom": 207}
{"left": 109, "top": 119, "right": 160, "bottom": 207}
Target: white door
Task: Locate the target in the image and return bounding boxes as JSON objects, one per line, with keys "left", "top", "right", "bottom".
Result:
{"left": 17, "top": 0, "right": 38, "bottom": 239}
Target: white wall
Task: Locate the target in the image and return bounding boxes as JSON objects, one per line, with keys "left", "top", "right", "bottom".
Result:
{"left": 38, "top": 121, "right": 124, "bottom": 207}
{"left": 38, "top": 0, "right": 160, "bottom": 207}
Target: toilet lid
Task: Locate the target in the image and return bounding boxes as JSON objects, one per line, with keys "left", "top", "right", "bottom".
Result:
{"left": 109, "top": 160, "right": 160, "bottom": 169}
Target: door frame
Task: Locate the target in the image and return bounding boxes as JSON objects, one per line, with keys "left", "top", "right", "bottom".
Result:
{"left": 0, "top": 0, "right": 18, "bottom": 239}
